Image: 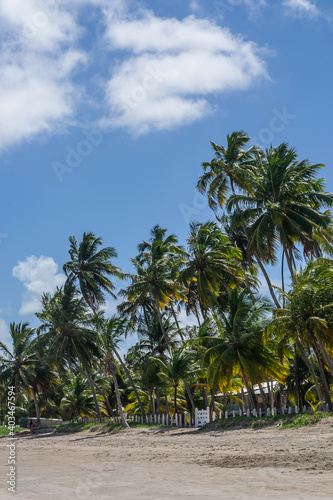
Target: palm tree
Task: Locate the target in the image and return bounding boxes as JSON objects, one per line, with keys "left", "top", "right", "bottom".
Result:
{"left": 197, "top": 131, "right": 255, "bottom": 211}
{"left": 35, "top": 278, "right": 103, "bottom": 419}
{"left": 97, "top": 316, "right": 130, "bottom": 428}
{"left": 180, "top": 221, "right": 244, "bottom": 316}
{"left": 135, "top": 309, "right": 175, "bottom": 359}
{"left": 0, "top": 323, "right": 41, "bottom": 422}
{"left": 203, "top": 288, "right": 287, "bottom": 412}
{"left": 93, "top": 313, "right": 147, "bottom": 419}
{"left": 227, "top": 144, "right": 333, "bottom": 284}
{"left": 59, "top": 374, "right": 97, "bottom": 421}
{"left": 156, "top": 347, "right": 195, "bottom": 414}
{"left": 121, "top": 226, "right": 185, "bottom": 349}
{"left": 63, "top": 232, "right": 121, "bottom": 312}
{"left": 268, "top": 258, "right": 333, "bottom": 411}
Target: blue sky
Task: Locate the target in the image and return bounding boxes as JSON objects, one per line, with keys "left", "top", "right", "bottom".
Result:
{"left": 1, "top": 0, "right": 333, "bottom": 346}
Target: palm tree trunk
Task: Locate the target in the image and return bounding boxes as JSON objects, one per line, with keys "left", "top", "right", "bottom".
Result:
{"left": 258, "top": 382, "right": 267, "bottom": 412}
{"left": 202, "top": 387, "right": 209, "bottom": 408}
{"left": 296, "top": 339, "right": 324, "bottom": 404}
{"left": 233, "top": 188, "right": 280, "bottom": 308}
{"left": 155, "top": 298, "right": 171, "bottom": 348}
{"left": 265, "top": 377, "right": 271, "bottom": 408}
{"left": 239, "top": 365, "right": 255, "bottom": 411}
{"left": 312, "top": 340, "right": 333, "bottom": 412}
{"left": 194, "top": 306, "right": 201, "bottom": 327}
{"left": 185, "top": 382, "right": 196, "bottom": 413}
{"left": 316, "top": 336, "right": 333, "bottom": 378}
{"left": 164, "top": 387, "right": 170, "bottom": 415}
{"left": 112, "top": 373, "right": 129, "bottom": 429}
{"left": 281, "top": 250, "right": 286, "bottom": 308}
{"left": 254, "top": 252, "right": 281, "bottom": 308}
{"left": 113, "top": 347, "right": 147, "bottom": 419}
{"left": 270, "top": 378, "right": 275, "bottom": 411}
{"left": 210, "top": 390, "right": 216, "bottom": 412}
{"left": 283, "top": 245, "right": 296, "bottom": 283}
{"left": 170, "top": 302, "right": 185, "bottom": 342}
{"left": 156, "top": 386, "right": 160, "bottom": 416}
{"left": 294, "top": 344, "right": 301, "bottom": 410}
{"left": 32, "top": 389, "right": 40, "bottom": 425}
{"left": 75, "top": 364, "right": 113, "bottom": 417}
{"left": 152, "top": 389, "right": 156, "bottom": 415}
{"left": 174, "top": 384, "right": 178, "bottom": 414}
{"left": 85, "top": 369, "right": 102, "bottom": 420}
{"left": 102, "top": 393, "right": 114, "bottom": 418}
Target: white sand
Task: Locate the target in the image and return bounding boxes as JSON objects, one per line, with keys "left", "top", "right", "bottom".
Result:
{"left": 1, "top": 418, "right": 333, "bottom": 499}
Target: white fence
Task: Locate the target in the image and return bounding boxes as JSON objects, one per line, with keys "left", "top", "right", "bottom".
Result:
{"left": 70, "top": 403, "right": 330, "bottom": 429}
{"left": 3, "top": 404, "right": 329, "bottom": 429}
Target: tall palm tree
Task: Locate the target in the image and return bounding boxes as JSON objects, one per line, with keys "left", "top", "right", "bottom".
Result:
{"left": 35, "top": 278, "right": 103, "bottom": 419}
{"left": 197, "top": 131, "right": 255, "bottom": 211}
{"left": 227, "top": 144, "right": 333, "bottom": 283}
{"left": 0, "top": 323, "right": 41, "bottom": 421}
{"left": 155, "top": 347, "right": 195, "bottom": 414}
{"left": 121, "top": 226, "right": 185, "bottom": 349}
{"left": 180, "top": 221, "right": 244, "bottom": 316}
{"left": 93, "top": 313, "right": 147, "bottom": 420}
{"left": 203, "top": 288, "right": 287, "bottom": 411}
{"left": 59, "top": 374, "right": 97, "bottom": 421}
{"left": 98, "top": 324, "right": 129, "bottom": 429}
{"left": 268, "top": 258, "right": 333, "bottom": 411}
{"left": 63, "top": 232, "right": 121, "bottom": 312}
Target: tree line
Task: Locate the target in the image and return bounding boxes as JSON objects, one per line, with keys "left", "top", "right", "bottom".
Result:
{"left": 1, "top": 131, "right": 333, "bottom": 427}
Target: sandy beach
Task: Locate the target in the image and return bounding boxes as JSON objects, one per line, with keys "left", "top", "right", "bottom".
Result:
{"left": 1, "top": 418, "right": 333, "bottom": 500}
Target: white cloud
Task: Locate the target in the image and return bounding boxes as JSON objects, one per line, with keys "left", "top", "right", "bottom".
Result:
{"left": 0, "top": 318, "right": 10, "bottom": 347}
{"left": 213, "top": 0, "right": 267, "bottom": 19}
{"left": 177, "top": 308, "right": 200, "bottom": 328}
{"left": 0, "top": 1, "right": 270, "bottom": 147}
{"left": 103, "top": 13, "right": 268, "bottom": 134}
{"left": 237, "top": 0, "right": 267, "bottom": 10}
{"left": 0, "top": 48, "right": 86, "bottom": 151}
{"left": 0, "top": 0, "right": 79, "bottom": 51}
{"left": 0, "top": 0, "right": 87, "bottom": 151}
{"left": 12, "top": 256, "right": 66, "bottom": 315}
{"left": 282, "top": 0, "right": 320, "bottom": 18}
{"left": 189, "top": 1, "right": 201, "bottom": 12}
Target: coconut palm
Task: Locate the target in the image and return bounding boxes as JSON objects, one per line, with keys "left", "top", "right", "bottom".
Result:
{"left": 35, "top": 278, "right": 103, "bottom": 419}
{"left": 96, "top": 316, "right": 130, "bottom": 428}
{"left": 93, "top": 313, "right": 147, "bottom": 419}
{"left": 180, "top": 221, "right": 244, "bottom": 316}
{"left": 227, "top": 144, "right": 333, "bottom": 283}
{"left": 197, "top": 131, "right": 256, "bottom": 211}
{"left": 155, "top": 347, "right": 195, "bottom": 414}
{"left": 0, "top": 322, "right": 42, "bottom": 422}
{"left": 268, "top": 258, "right": 333, "bottom": 411}
{"left": 203, "top": 288, "right": 287, "bottom": 411}
{"left": 121, "top": 226, "right": 185, "bottom": 349}
{"left": 59, "top": 374, "right": 97, "bottom": 421}
{"left": 63, "top": 232, "right": 121, "bottom": 312}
